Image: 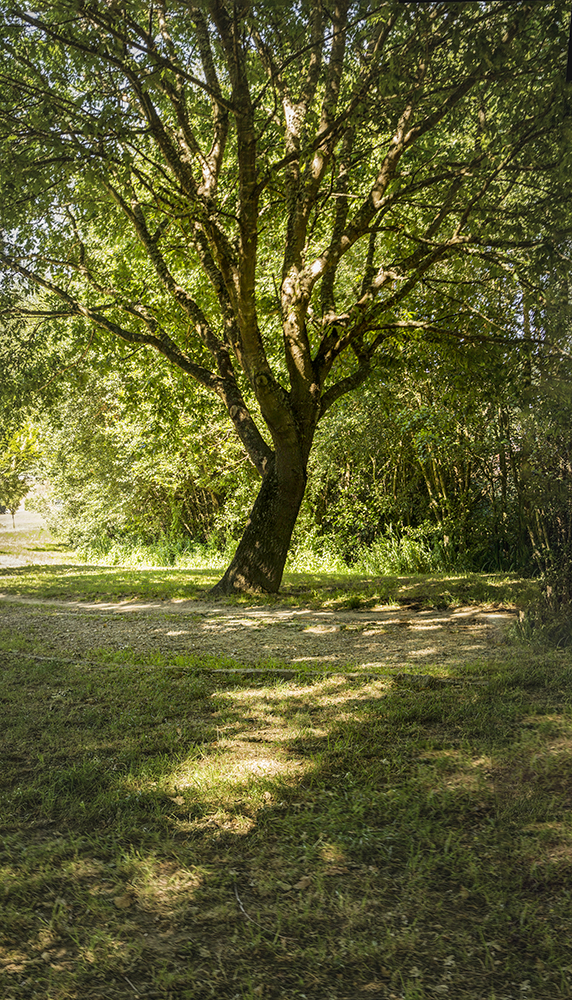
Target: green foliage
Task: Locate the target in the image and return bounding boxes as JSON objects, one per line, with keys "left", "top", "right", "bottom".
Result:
{"left": 355, "top": 524, "right": 448, "bottom": 576}
{"left": 0, "top": 0, "right": 568, "bottom": 593}
{"left": 294, "top": 336, "right": 538, "bottom": 572}
{"left": 0, "top": 424, "right": 40, "bottom": 519}
{"left": 27, "top": 312, "right": 572, "bottom": 583}
{"left": 33, "top": 360, "right": 258, "bottom": 558}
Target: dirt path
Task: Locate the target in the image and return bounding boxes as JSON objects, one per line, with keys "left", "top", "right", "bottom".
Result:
{"left": 0, "top": 593, "right": 516, "bottom": 671}
{"left": 0, "top": 514, "right": 517, "bottom": 670}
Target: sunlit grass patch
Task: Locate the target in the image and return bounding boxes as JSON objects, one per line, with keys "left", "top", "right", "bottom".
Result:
{"left": 0, "top": 523, "right": 78, "bottom": 563}
{"left": 0, "top": 535, "right": 538, "bottom": 612}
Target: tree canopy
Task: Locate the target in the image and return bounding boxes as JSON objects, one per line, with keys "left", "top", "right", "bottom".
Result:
{"left": 0, "top": 0, "right": 569, "bottom": 591}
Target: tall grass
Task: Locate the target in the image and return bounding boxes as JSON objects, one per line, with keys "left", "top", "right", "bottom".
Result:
{"left": 285, "top": 524, "right": 448, "bottom": 575}
{"left": 73, "top": 524, "right": 453, "bottom": 576}
{"left": 74, "top": 534, "right": 238, "bottom": 571}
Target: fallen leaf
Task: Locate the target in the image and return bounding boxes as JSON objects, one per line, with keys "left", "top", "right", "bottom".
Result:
{"left": 113, "top": 894, "right": 134, "bottom": 909}
{"left": 293, "top": 875, "right": 312, "bottom": 890}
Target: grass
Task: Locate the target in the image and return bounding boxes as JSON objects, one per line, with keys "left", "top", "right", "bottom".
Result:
{"left": 0, "top": 520, "right": 539, "bottom": 608}
{"left": 0, "top": 560, "right": 539, "bottom": 609}
{"left": 2, "top": 520, "right": 568, "bottom": 999}
{"left": 1, "top": 642, "right": 572, "bottom": 1000}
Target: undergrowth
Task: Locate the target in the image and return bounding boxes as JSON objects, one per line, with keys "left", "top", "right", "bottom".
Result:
{"left": 40, "top": 521, "right": 462, "bottom": 576}
{"left": 0, "top": 520, "right": 538, "bottom": 608}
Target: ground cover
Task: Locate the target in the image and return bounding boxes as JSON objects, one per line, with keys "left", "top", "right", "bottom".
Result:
{"left": 0, "top": 596, "right": 519, "bottom": 676}
{"left": 2, "top": 644, "right": 572, "bottom": 1000}
{"left": 1, "top": 518, "right": 571, "bottom": 999}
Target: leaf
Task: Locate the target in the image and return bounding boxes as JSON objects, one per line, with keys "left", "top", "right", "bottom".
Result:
{"left": 293, "top": 875, "right": 312, "bottom": 890}
{"left": 113, "top": 893, "right": 134, "bottom": 909}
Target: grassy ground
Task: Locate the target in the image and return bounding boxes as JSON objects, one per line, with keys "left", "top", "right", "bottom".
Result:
{"left": 0, "top": 517, "right": 539, "bottom": 608}
{"left": 1, "top": 522, "right": 571, "bottom": 999}
{"left": 2, "top": 645, "right": 572, "bottom": 1000}
{"left": 0, "top": 559, "right": 539, "bottom": 609}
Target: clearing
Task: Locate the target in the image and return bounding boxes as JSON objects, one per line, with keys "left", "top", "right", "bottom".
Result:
{"left": 1, "top": 516, "right": 571, "bottom": 1000}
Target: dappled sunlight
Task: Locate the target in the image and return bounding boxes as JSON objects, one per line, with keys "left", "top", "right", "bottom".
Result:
{"left": 0, "top": 566, "right": 521, "bottom": 673}
{"left": 319, "top": 842, "right": 350, "bottom": 870}
{"left": 169, "top": 744, "right": 311, "bottom": 796}
{"left": 214, "top": 676, "right": 390, "bottom": 720}
{"left": 2, "top": 621, "right": 572, "bottom": 998}
{"left": 419, "top": 750, "right": 494, "bottom": 794}
{"left": 521, "top": 821, "right": 572, "bottom": 868}
{"left": 303, "top": 624, "right": 340, "bottom": 634}
{"left": 541, "top": 842, "right": 572, "bottom": 864}
{"left": 131, "top": 859, "right": 203, "bottom": 914}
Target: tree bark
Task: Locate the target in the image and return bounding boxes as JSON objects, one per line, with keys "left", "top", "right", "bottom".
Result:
{"left": 210, "top": 452, "right": 307, "bottom": 595}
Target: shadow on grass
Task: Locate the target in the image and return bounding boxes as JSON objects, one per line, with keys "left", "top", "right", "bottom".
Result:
{"left": 1, "top": 645, "right": 571, "bottom": 999}
{"left": 0, "top": 563, "right": 539, "bottom": 613}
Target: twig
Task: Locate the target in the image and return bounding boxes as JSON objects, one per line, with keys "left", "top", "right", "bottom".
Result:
{"left": 233, "top": 883, "right": 278, "bottom": 935}
{"left": 234, "top": 883, "right": 259, "bottom": 925}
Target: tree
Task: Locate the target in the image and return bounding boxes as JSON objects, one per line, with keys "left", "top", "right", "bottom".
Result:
{"left": 0, "top": 426, "right": 39, "bottom": 527}
{"left": 0, "top": 1, "right": 568, "bottom": 592}
{"left": 34, "top": 354, "right": 257, "bottom": 557}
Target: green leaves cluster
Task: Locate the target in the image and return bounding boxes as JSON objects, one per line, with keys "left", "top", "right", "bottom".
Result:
{"left": 0, "top": 425, "right": 40, "bottom": 522}
{"left": 34, "top": 357, "right": 256, "bottom": 557}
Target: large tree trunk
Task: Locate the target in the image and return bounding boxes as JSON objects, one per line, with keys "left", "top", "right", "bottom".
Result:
{"left": 210, "top": 452, "right": 307, "bottom": 595}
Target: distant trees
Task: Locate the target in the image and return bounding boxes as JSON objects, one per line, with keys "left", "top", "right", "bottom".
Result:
{"left": 35, "top": 358, "right": 255, "bottom": 558}
{"left": 0, "top": 426, "right": 39, "bottom": 527}
{"left": 0, "top": 1, "right": 568, "bottom": 590}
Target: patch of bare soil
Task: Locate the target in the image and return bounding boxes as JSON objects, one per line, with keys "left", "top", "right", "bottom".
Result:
{"left": 0, "top": 594, "right": 516, "bottom": 670}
